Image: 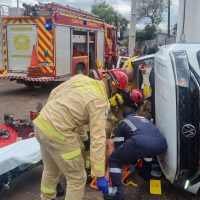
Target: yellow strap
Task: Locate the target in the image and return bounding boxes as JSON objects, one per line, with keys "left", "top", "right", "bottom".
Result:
{"left": 61, "top": 147, "right": 81, "bottom": 160}
{"left": 93, "top": 163, "right": 105, "bottom": 171}
{"left": 41, "top": 185, "right": 56, "bottom": 195}
{"left": 122, "top": 180, "right": 138, "bottom": 187}
{"left": 34, "top": 116, "right": 65, "bottom": 141}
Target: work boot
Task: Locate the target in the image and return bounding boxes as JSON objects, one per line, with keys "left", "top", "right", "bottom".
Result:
{"left": 56, "top": 183, "right": 65, "bottom": 197}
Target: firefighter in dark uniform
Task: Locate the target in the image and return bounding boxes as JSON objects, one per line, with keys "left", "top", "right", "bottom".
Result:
{"left": 104, "top": 106, "right": 167, "bottom": 200}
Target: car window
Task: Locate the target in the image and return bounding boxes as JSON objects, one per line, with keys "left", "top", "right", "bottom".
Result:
{"left": 133, "top": 58, "right": 155, "bottom": 95}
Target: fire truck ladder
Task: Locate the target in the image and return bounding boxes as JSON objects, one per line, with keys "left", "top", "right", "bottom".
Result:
{"left": 37, "top": 2, "right": 103, "bottom": 21}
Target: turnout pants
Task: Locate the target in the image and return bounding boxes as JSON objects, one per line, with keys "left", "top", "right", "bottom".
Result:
{"left": 35, "top": 127, "right": 87, "bottom": 200}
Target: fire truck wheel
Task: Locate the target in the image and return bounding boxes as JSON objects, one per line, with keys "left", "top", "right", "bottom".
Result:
{"left": 75, "top": 63, "right": 86, "bottom": 75}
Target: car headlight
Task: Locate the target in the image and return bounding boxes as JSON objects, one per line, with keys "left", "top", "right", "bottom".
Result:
{"left": 171, "top": 51, "right": 190, "bottom": 87}
{"left": 184, "top": 180, "right": 190, "bottom": 190}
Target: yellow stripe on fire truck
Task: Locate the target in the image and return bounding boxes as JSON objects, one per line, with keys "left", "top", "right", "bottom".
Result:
{"left": 4, "top": 18, "right": 37, "bottom": 25}
{"left": 37, "top": 17, "right": 54, "bottom": 74}
{"left": 2, "top": 23, "right": 7, "bottom": 67}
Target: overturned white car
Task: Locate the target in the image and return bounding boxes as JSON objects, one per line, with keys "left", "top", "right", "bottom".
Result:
{"left": 134, "top": 44, "right": 200, "bottom": 194}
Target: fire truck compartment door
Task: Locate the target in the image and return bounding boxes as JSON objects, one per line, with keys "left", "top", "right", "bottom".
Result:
{"left": 7, "top": 25, "right": 37, "bottom": 72}
{"left": 56, "top": 26, "right": 71, "bottom": 76}
{"left": 97, "top": 30, "right": 104, "bottom": 67}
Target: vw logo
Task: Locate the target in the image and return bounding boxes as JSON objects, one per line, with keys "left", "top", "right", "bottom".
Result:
{"left": 182, "top": 124, "right": 196, "bottom": 138}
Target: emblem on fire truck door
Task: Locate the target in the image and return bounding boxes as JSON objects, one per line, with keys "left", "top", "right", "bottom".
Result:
{"left": 182, "top": 124, "right": 197, "bottom": 138}
{"left": 14, "top": 35, "right": 30, "bottom": 50}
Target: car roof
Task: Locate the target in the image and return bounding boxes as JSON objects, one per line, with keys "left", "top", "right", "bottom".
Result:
{"left": 133, "top": 54, "right": 155, "bottom": 62}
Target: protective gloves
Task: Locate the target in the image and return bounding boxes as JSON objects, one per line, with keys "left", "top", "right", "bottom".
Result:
{"left": 97, "top": 176, "right": 109, "bottom": 195}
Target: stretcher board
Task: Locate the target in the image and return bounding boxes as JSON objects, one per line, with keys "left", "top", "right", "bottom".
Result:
{"left": 0, "top": 137, "right": 41, "bottom": 176}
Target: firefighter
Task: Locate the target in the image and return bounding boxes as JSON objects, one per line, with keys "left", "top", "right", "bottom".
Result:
{"left": 104, "top": 89, "right": 143, "bottom": 175}
{"left": 34, "top": 69, "right": 128, "bottom": 200}
{"left": 104, "top": 106, "right": 167, "bottom": 200}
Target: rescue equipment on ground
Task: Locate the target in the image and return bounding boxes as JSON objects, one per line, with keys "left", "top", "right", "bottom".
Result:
{"left": 150, "top": 180, "right": 162, "bottom": 195}
{"left": 0, "top": 129, "right": 10, "bottom": 139}
{"left": 121, "top": 164, "right": 138, "bottom": 187}
{"left": 90, "top": 164, "right": 138, "bottom": 190}
{"left": 0, "top": 105, "right": 42, "bottom": 191}
{"left": 4, "top": 114, "right": 34, "bottom": 139}
{"left": 0, "top": 103, "right": 41, "bottom": 148}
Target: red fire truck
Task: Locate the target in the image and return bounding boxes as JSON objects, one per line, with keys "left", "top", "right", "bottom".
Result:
{"left": 0, "top": 2, "right": 117, "bottom": 85}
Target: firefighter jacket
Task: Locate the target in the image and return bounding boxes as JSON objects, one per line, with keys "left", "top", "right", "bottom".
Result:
{"left": 114, "top": 115, "right": 167, "bottom": 151}
{"left": 34, "top": 74, "right": 110, "bottom": 177}
{"left": 75, "top": 125, "right": 89, "bottom": 142}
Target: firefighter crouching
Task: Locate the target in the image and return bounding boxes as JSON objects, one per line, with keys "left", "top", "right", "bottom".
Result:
{"left": 105, "top": 105, "right": 168, "bottom": 200}
{"left": 33, "top": 69, "right": 128, "bottom": 200}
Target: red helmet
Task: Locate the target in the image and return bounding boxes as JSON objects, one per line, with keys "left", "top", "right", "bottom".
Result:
{"left": 130, "top": 89, "right": 144, "bottom": 106}
{"left": 107, "top": 69, "right": 128, "bottom": 91}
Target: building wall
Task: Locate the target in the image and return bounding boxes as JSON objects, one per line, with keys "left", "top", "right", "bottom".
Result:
{"left": 177, "top": 0, "right": 200, "bottom": 43}
{"left": 135, "top": 33, "right": 176, "bottom": 48}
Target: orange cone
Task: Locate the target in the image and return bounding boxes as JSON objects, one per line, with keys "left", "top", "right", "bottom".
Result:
{"left": 29, "top": 45, "right": 39, "bottom": 68}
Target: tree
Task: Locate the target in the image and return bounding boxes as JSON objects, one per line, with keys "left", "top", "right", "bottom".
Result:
{"left": 136, "top": 0, "right": 168, "bottom": 25}
{"left": 118, "top": 14, "right": 129, "bottom": 39}
{"left": 143, "top": 24, "right": 157, "bottom": 39}
{"left": 91, "top": 0, "right": 129, "bottom": 39}
{"left": 136, "top": 24, "right": 157, "bottom": 41}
